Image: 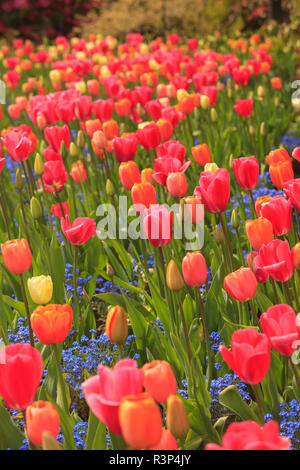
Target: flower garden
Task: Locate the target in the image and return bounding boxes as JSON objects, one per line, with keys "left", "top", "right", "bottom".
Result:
{"left": 1, "top": 17, "right": 300, "bottom": 452}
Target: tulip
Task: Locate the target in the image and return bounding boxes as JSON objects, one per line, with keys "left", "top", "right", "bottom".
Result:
{"left": 0, "top": 343, "right": 43, "bottom": 410}
{"left": 292, "top": 243, "right": 300, "bottom": 270}
{"left": 260, "top": 196, "right": 292, "bottom": 236}
{"left": 204, "top": 162, "right": 218, "bottom": 173}
{"left": 247, "top": 252, "right": 269, "bottom": 284}
{"left": 131, "top": 182, "right": 156, "bottom": 213}
{"left": 31, "top": 304, "right": 73, "bottom": 345}
{"left": 166, "top": 395, "right": 190, "bottom": 439}
{"left": 232, "top": 156, "right": 259, "bottom": 190}
{"left": 266, "top": 147, "right": 290, "bottom": 166}
{"left": 44, "top": 125, "right": 70, "bottom": 153}
{"left": 206, "top": 421, "right": 290, "bottom": 450}
{"left": 105, "top": 305, "right": 128, "bottom": 344}
{"left": 27, "top": 275, "right": 53, "bottom": 305}
{"left": 153, "top": 156, "right": 190, "bottom": 187}
{"left": 261, "top": 304, "right": 299, "bottom": 356}
{"left": 143, "top": 360, "right": 177, "bottom": 403}
{"left": 43, "top": 146, "right": 62, "bottom": 162}
{"left": 141, "top": 168, "right": 155, "bottom": 185}
{"left": 183, "top": 196, "right": 204, "bottom": 224}
{"left": 197, "top": 168, "right": 230, "bottom": 213}
{"left": 119, "top": 161, "right": 141, "bottom": 191}
{"left": 191, "top": 144, "right": 211, "bottom": 166}
{"left": 182, "top": 251, "right": 207, "bottom": 287}
{"left": 93, "top": 99, "right": 114, "bottom": 121}
{"left": 61, "top": 215, "right": 96, "bottom": 245}
{"left": 157, "top": 119, "right": 173, "bottom": 142}
{"left": 157, "top": 140, "right": 186, "bottom": 163}
{"left": 1, "top": 239, "right": 31, "bottom": 274}
{"left": 255, "top": 195, "right": 273, "bottom": 217}
{"left": 82, "top": 359, "right": 144, "bottom": 435}
{"left": 245, "top": 218, "right": 273, "bottom": 251}
{"left": 70, "top": 160, "right": 87, "bottom": 184}
{"left": 271, "top": 77, "right": 282, "bottom": 89}
{"left": 224, "top": 267, "right": 257, "bottom": 302}
{"left": 269, "top": 160, "right": 294, "bottom": 189}
{"left": 283, "top": 179, "right": 300, "bottom": 211}
{"left": 257, "top": 239, "right": 293, "bottom": 283}
{"left": 292, "top": 147, "right": 300, "bottom": 162}
{"left": 166, "top": 172, "right": 187, "bottom": 198}
{"left": 149, "top": 429, "right": 178, "bottom": 450}
{"left": 166, "top": 260, "right": 184, "bottom": 291}
{"left": 41, "top": 160, "right": 68, "bottom": 193}
{"left": 219, "top": 328, "right": 270, "bottom": 384}
{"left": 119, "top": 392, "right": 163, "bottom": 449}
{"left": 115, "top": 98, "right": 131, "bottom": 117}
{"left": 1, "top": 131, "right": 31, "bottom": 162}
{"left": 26, "top": 401, "right": 60, "bottom": 446}
{"left": 102, "top": 120, "right": 119, "bottom": 141}
{"left": 84, "top": 119, "right": 102, "bottom": 139}
{"left": 51, "top": 202, "right": 69, "bottom": 218}
{"left": 112, "top": 135, "right": 138, "bottom": 163}
{"left": 136, "top": 123, "right": 160, "bottom": 150}
{"left": 143, "top": 205, "right": 173, "bottom": 247}
{"left": 233, "top": 99, "right": 253, "bottom": 117}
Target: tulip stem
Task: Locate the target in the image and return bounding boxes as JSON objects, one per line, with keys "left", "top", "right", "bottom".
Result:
{"left": 219, "top": 212, "right": 234, "bottom": 271}
{"left": 52, "top": 343, "right": 69, "bottom": 415}
{"left": 283, "top": 281, "right": 293, "bottom": 307}
{"left": 252, "top": 384, "right": 264, "bottom": 424}
{"left": 270, "top": 278, "right": 279, "bottom": 304}
{"left": 197, "top": 287, "right": 213, "bottom": 387}
{"left": 0, "top": 192, "right": 11, "bottom": 238}
{"left": 157, "top": 247, "right": 176, "bottom": 332}
{"left": 291, "top": 274, "right": 300, "bottom": 311}
{"left": 21, "top": 161, "right": 33, "bottom": 199}
{"left": 72, "top": 244, "right": 79, "bottom": 330}
{"left": 248, "top": 300, "right": 260, "bottom": 328}
{"left": 289, "top": 357, "right": 300, "bottom": 390}
{"left": 176, "top": 291, "right": 192, "bottom": 362}
{"left": 249, "top": 190, "right": 256, "bottom": 212}
{"left": 55, "top": 189, "right": 66, "bottom": 219}
{"left": 19, "top": 273, "right": 35, "bottom": 348}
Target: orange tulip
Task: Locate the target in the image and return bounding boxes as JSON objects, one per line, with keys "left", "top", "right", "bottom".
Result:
{"left": 157, "top": 119, "right": 173, "bottom": 142}
{"left": 70, "top": 161, "right": 87, "bottom": 184}
{"left": 84, "top": 119, "right": 101, "bottom": 138}
{"left": 245, "top": 218, "right": 274, "bottom": 250}
{"left": 119, "top": 393, "right": 163, "bottom": 449}
{"left": 131, "top": 182, "right": 156, "bottom": 212}
{"left": 269, "top": 161, "right": 294, "bottom": 189}
{"left": 141, "top": 168, "right": 155, "bottom": 185}
{"left": 119, "top": 161, "right": 141, "bottom": 191}
{"left": 1, "top": 239, "right": 31, "bottom": 274}
{"left": 102, "top": 120, "right": 119, "bottom": 140}
{"left": 25, "top": 401, "right": 60, "bottom": 446}
{"left": 292, "top": 243, "right": 300, "bottom": 270}
{"left": 105, "top": 305, "right": 128, "bottom": 344}
{"left": 224, "top": 267, "right": 257, "bottom": 302}
{"left": 166, "top": 395, "right": 190, "bottom": 439}
{"left": 143, "top": 360, "right": 177, "bottom": 403}
{"left": 166, "top": 172, "right": 187, "bottom": 198}
{"left": 255, "top": 195, "right": 273, "bottom": 217}
{"left": 271, "top": 77, "right": 282, "bottom": 89}
{"left": 266, "top": 148, "right": 290, "bottom": 166}
{"left": 115, "top": 98, "right": 131, "bottom": 117}
{"left": 31, "top": 304, "right": 73, "bottom": 345}
{"left": 192, "top": 144, "right": 211, "bottom": 166}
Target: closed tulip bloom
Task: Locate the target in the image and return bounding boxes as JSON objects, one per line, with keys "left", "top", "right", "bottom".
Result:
{"left": 105, "top": 306, "right": 128, "bottom": 344}
{"left": 266, "top": 147, "right": 291, "bottom": 166}
{"left": 255, "top": 195, "right": 273, "bottom": 217}
{"left": 31, "top": 304, "right": 73, "bottom": 345}
{"left": 84, "top": 119, "right": 102, "bottom": 139}
{"left": 258, "top": 239, "right": 293, "bottom": 283}
{"left": 183, "top": 196, "right": 204, "bottom": 224}
{"left": 206, "top": 420, "right": 290, "bottom": 450}
{"left": 197, "top": 168, "right": 230, "bottom": 213}
{"left": 292, "top": 243, "right": 300, "bottom": 270}
{"left": 82, "top": 359, "right": 144, "bottom": 435}
{"left": 219, "top": 329, "right": 270, "bottom": 384}
{"left": 261, "top": 304, "right": 299, "bottom": 356}
{"left": 44, "top": 124, "right": 70, "bottom": 153}
{"left": 115, "top": 98, "right": 131, "bottom": 117}
{"left": 260, "top": 196, "right": 292, "bottom": 236}
{"left": 70, "top": 160, "right": 87, "bottom": 184}
{"left": 233, "top": 99, "right": 253, "bottom": 118}
{"left": 157, "top": 119, "right": 173, "bottom": 142}
{"left": 143, "top": 205, "right": 173, "bottom": 247}
{"left": 1, "top": 239, "right": 31, "bottom": 274}
{"left": 166, "top": 395, "right": 190, "bottom": 439}
{"left": 136, "top": 123, "right": 161, "bottom": 150}
{"left": 224, "top": 267, "right": 257, "bottom": 302}
{"left": 149, "top": 429, "right": 178, "bottom": 450}
{"left": 182, "top": 251, "right": 207, "bottom": 287}
{"left": 61, "top": 215, "right": 96, "bottom": 245}
{"left": 153, "top": 156, "right": 190, "bottom": 187}
{"left": 143, "top": 360, "right": 177, "bottom": 403}
{"left": 119, "top": 161, "right": 141, "bottom": 191}
{"left": 0, "top": 343, "right": 43, "bottom": 410}
{"left": 232, "top": 156, "right": 259, "bottom": 190}
{"left": 166, "top": 260, "right": 184, "bottom": 291}
{"left": 26, "top": 401, "right": 60, "bottom": 446}
{"left": 245, "top": 218, "right": 273, "bottom": 251}
{"left": 141, "top": 168, "right": 155, "bottom": 185}
{"left": 41, "top": 160, "right": 68, "bottom": 193}
{"left": 131, "top": 182, "right": 156, "bottom": 213}
{"left": 166, "top": 172, "right": 187, "bottom": 198}
{"left": 112, "top": 135, "right": 138, "bottom": 163}
{"left": 119, "top": 392, "right": 163, "bottom": 449}
{"left": 92, "top": 99, "right": 114, "bottom": 121}
{"left": 102, "top": 120, "right": 119, "bottom": 141}
{"left": 283, "top": 179, "right": 300, "bottom": 211}
{"left": 269, "top": 160, "right": 294, "bottom": 189}
{"left": 192, "top": 144, "right": 211, "bottom": 166}
{"left": 27, "top": 275, "right": 53, "bottom": 305}
{"left": 1, "top": 131, "right": 31, "bottom": 162}
{"left": 292, "top": 147, "right": 300, "bottom": 162}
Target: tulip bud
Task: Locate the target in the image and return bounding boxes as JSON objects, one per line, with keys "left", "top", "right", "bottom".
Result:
{"left": 166, "top": 260, "right": 184, "bottom": 291}
{"left": 166, "top": 395, "right": 190, "bottom": 439}
{"left": 249, "top": 125, "right": 255, "bottom": 136}
{"left": 214, "top": 225, "right": 224, "bottom": 243}
{"left": 227, "top": 87, "right": 232, "bottom": 98}
{"left": 260, "top": 122, "right": 266, "bottom": 136}
{"left": 77, "top": 130, "right": 85, "bottom": 148}
{"left": 106, "top": 263, "right": 115, "bottom": 278}
{"left": 37, "top": 115, "right": 47, "bottom": 131}
{"left": 210, "top": 108, "right": 218, "bottom": 122}
{"left": 200, "top": 95, "right": 210, "bottom": 109}
{"left": 15, "top": 167, "right": 24, "bottom": 190}
{"left": 106, "top": 178, "right": 115, "bottom": 196}
{"left": 27, "top": 275, "right": 53, "bottom": 305}
{"left": 30, "top": 197, "right": 43, "bottom": 219}
{"left": 231, "top": 208, "right": 239, "bottom": 229}
{"left": 257, "top": 85, "right": 265, "bottom": 98}
{"left": 60, "top": 141, "right": 67, "bottom": 160}
{"left": 69, "top": 142, "right": 78, "bottom": 158}
{"left": 105, "top": 305, "right": 128, "bottom": 344}
{"left": 34, "top": 153, "right": 44, "bottom": 176}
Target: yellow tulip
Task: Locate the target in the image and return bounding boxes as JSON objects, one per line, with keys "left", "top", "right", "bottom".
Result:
{"left": 27, "top": 275, "right": 53, "bottom": 305}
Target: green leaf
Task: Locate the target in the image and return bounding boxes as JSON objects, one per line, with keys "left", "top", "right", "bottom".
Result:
{"left": 219, "top": 385, "right": 258, "bottom": 421}
{"left": 0, "top": 401, "right": 25, "bottom": 450}
{"left": 85, "top": 412, "right": 107, "bottom": 450}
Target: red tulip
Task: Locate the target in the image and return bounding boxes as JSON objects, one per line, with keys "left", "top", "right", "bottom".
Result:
{"left": 261, "top": 304, "right": 300, "bottom": 357}
{"left": 219, "top": 329, "right": 270, "bottom": 384}
{"left": 257, "top": 239, "right": 293, "bottom": 283}
{"left": 43, "top": 146, "right": 62, "bottom": 162}
{"left": 245, "top": 218, "right": 273, "bottom": 251}
{"left": 233, "top": 99, "right": 253, "bottom": 118}
{"left": 183, "top": 196, "right": 204, "bottom": 224}
{"left": 292, "top": 147, "right": 300, "bottom": 162}
{"left": 283, "top": 179, "right": 300, "bottom": 211}
{"left": 112, "top": 135, "right": 138, "bottom": 163}
{"left": 82, "top": 359, "right": 144, "bottom": 435}
{"left": 41, "top": 161, "right": 68, "bottom": 193}
{"left": 93, "top": 99, "right": 114, "bottom": 122}
{"left": 247, "top": 252, "right": 269, "bottom": 284}
{"left": 196, "top": 168, "right": 230, "bottom": 213}
{"left": 1, "top": 131, "right": 31, "bottom": 162}
{"left": 51, "top": 202, "right": 69, "bottom": 218}
{"left": 156, "top": 140, "right": 186, "bottom": 163}
{"left": 224, "top": 267, "right": 257, "bottom": 302}
{"left": 153, "top": 156, "right": 190, "bottom": 187}
{"left": 136, "top": 123, "right": 161, "bottom": 150}
{"left": 0, "top": 343, "right": 43, "bottom": 410}
{"left": 74, "top": 96, "right": 92, "bottom": 121}
{"left": 26, "top": 401, "right": 60, "bottom": 447}
{"left": 232, "top": 156, "right": 259, "bottom": 190}
{"left": 206, "top": 421, "right": 290, "bottom": 450}
{"left": 260, "top": 196, "right": 292, "bottom": 236}
{"left": 143, "top": 205, "right": 173, "bottom": 247}
{"left": 1, "top": 239, "right": 31, "bottom": 274}
{"left": 70, "top": 161, "right": 87, "bottom": 184}
{"left": 44, "top": 125, "right": 70, "bottom": 153}
{"left": 182, "top": 251, "right": 207, "bottom": 287}
{"left": 61, "top": 215, "right": 96, "bottom": 245}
